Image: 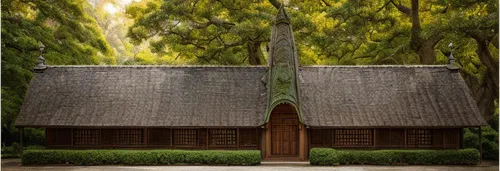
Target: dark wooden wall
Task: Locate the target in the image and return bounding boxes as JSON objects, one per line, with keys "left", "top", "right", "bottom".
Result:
{"left": 47, "top": 127, "right": 463, "bottom": 152}
{"left": 308, "top": 128, "right": 462, "bottom": 150}
{"left": 46, "top": 128, "right": 261, "bottom": 150}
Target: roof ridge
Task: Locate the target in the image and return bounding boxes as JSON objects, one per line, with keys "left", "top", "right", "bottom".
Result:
{"left": 46, "top": 65, "right": 450, "bottom": 69}
{"left": 300, "top": 65, "right": 448, "bottom": 68}
{"left": 48, "top": 65, "right": 268, "bottom": 68}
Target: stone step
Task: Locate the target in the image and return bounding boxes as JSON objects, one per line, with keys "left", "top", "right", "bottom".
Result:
{"left": 260, "top": 161, "right": 310, "bottom": 166}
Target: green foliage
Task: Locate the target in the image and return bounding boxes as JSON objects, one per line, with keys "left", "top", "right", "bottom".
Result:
{"left": 1, "top": 143, "right": 45, "bottom": 158}
{"left": 464, "top": 126, "right": 499, "bottom": 160}
{"left": 1, "top": 0, "right": 115, "bottom": 146}
{"left": 22, "top": 150, "right": 261, "bottom": 165}
{"left": 23, "top": 128, "right": 45, "bottom": 146}
{"left": 310, "top": 148, "right": 480, "bottom": 166}
{"left": 488, "top": 101, "right": 499, "bottom": 132}
{"left": 309, "top": 148, "right": 339, "bottom": 165}
{"left": 1, "top": 142, "right": 23, "bottom": 158}
{"left": 126, "top": 0, "right": 276, "bottom": 65}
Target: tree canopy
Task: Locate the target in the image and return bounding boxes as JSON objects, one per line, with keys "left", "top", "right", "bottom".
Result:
{"left": 1, "top": 0, "right": 115, "bottom": 145}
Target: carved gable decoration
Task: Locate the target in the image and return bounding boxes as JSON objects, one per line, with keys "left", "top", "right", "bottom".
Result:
{"left": 265, "top": 7, "right": 302, "bottom": 122}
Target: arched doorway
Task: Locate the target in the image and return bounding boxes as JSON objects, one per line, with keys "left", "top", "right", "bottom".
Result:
{"left": 269, "top": 104, "right": 299, "bottom": 156}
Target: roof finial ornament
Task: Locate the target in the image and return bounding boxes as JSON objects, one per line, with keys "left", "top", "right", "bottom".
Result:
{"left": 34, "top": 42, "right": 47, "bottom": 72}
{"left": 275, "top": 4, "right": 290, "bottom": 24}
{"left": 446, "top": 42, "right": 459, "bottom": 70}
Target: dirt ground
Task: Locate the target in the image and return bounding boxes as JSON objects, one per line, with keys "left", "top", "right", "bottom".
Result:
{"left": 2, "top": 158, "right": 498, "bottom": 171}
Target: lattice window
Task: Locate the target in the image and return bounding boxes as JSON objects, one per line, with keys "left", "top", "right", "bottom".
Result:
{"left": 239, "top": 128, "right": 257, "bottom": 146}
{"left": 407, "top": 129, "right": 432, "bottom": 145}
{"left": 209, "top": 129, "right": 237, "bottom": 146}
{"left": 173, "top": 129, "right": 197, "bottom": 145}
{"left": 148, "top": 128, "right": 170, "bottom": 145}
{"left": 334, "top": 129, "right": 373, "bottom": 146}
{"left": 73, "top": 129, "right": 100, "bottom": 146}
{"left": 112, "top": 129, "right": 143, "bottom": 145}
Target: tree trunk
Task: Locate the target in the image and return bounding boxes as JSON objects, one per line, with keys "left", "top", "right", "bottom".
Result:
{"left": 410, "top": 0, "right": 421, "bottom": 40}
{"left": 247, "top": 41, "right": 263, "bottom": 65}
{"left": 473, "top": 36, "right": 499, "bottom": 90}
{"left": 416, "top": 42, "right": 437, "bottom": 64}
{"left": 464, "top": 34, "right": 499, "bottom": 121}
{"left": 408, "top": 0, "right": 443, "bottom": 64}
{"left": 461, "top": 70, "right": 497, "bottom": 121}
{"left": 409, "top": 0, "right": 422, "bottom": 52}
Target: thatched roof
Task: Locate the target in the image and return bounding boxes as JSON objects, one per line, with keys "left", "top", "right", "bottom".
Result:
{"left": 299, "top": 65, "right": 487, "bottom": 127}
{"left": 15, "top": 65, "right": 486, "bottom": 128}
{"left": 15, "top": 66, "right": 268, "bottom": 127}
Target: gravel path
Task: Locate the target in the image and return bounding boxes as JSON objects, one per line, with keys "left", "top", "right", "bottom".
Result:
{"left": 2, "top": 158, "right": 498, "bottom": 171}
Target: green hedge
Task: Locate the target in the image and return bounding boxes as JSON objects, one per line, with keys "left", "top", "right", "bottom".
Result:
{"left": 22, "top": 150, "right": 260, "bottom": 165}
{"left": 1, "top": 142, "right": 22, "bottom": 158}
{"left": 310, "top": 148, "right": 480, "bottom": 166}
{"left": 1, "top": 143, "right": 45, "bottom": 158}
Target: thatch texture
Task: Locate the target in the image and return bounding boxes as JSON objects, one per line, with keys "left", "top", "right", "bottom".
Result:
{"left": 16, "top": 65, "right": 486, "bottom": 128}
{"left": 16, "top": 66, "right": 267, "bottom": 127}
{"left": 299, "top": 66, "right": 487, "bottom": 127}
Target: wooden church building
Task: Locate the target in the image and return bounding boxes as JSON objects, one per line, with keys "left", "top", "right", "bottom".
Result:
{"left": 16, "top": 7, "right": 487, "bottom": 161}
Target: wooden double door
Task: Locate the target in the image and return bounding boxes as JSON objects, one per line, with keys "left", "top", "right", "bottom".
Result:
{"left": 271, "top": 112, "right": 299, "bottom": 156}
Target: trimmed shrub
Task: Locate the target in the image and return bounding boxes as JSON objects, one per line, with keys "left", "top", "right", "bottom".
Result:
{"left": 464, "top": 126, "right": 499, "bottom": 160}
{"left": 309, "top": 148, "right": 338, "bottom": 165}
{"left": 1, "top": 143, "right": 44, "bottom": 158}
{"left": 309, "top": 148, "right": 480, "bottom": 166}
{"left": 22, "top": 149, "right": 261, "bottom": 165}
{"left": 1, "top": 142, "right": 22, "bottom": 158}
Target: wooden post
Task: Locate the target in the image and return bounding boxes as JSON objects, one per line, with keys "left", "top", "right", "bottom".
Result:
{"left": 404, "top": 128, "right": 407, "bottom": 149}
{"left": 389, "top": 128, "right": 392, "bottom": 148}
{"left": 71, "top": 128, "right": 74, "bottom": 147}
{"left": 332, "top": 129, "right": 335, "bottom": 147}
{"left": 260, "top": 126, "right": 266, "bottom": 159}
{"left": 143, "top": 128, "right": 148, "bottom": 147}
{"left": 99, "top": 128, "right": 102, "bottom": 148}
{"left": 307, "top": 128, "right": 311, "bottom": 155}
{"left": 170, "top": 128, "right": 173, "bottom": 148}
{"left": 196, "top": 129, "right": 199, "bottom": 146}
{"left": 442, "top": 129, "right": 446, "bottom": 149}
{"left": 45, "top": 128, "right": 49, "bottom": 147}
{"left": 304, "top": 125, "right": 309, "bottom": 160}
{"left": 478, "top": 127, "right": 483, "bottom": 163}
{"left": 206, "top": 128, "right": 209, "bottom": 150}
{"left": 256, "top": 128, "right": 259, "bottom": 150}
{"left": 265, "top": 123, "right": 271, "bottom": 158}
{"left": 299, "top": 124, "right": 306, "bottom": 160}
{"left": 237, "top": 128, "right": 240, "bottom": 150}
{"left": 19, "top": 127, "right": 24, "bottom": 149}
{"left": 460, "top": 128, "right": 464, "bottom": 149}
{"left": 373, "top": 129, "right": 377, "bottom": 148}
